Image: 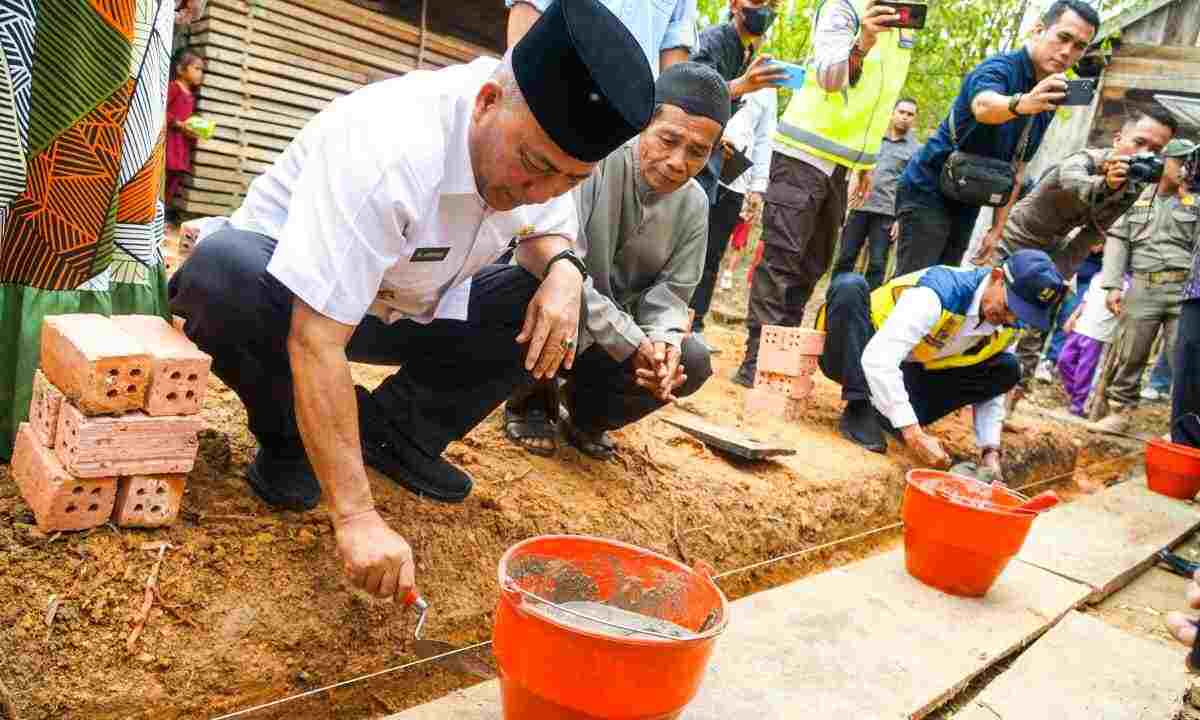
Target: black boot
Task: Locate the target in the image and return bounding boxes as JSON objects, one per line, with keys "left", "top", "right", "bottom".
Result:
{"left": 839, "top": 399, "right": 886, "bottom": 453}
{"left": 356, "top": 386, "right": 473, "bottom": 503}
{"left": 733, "top": 327, "right": 760, "bottom": 388}
{"left": 245, "top": 446, "right": 320, "bottom": 511}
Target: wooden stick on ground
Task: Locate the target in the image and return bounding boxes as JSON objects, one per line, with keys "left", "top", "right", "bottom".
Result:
{"left": 126, "top": 543, "right": 169, "bottom": 654}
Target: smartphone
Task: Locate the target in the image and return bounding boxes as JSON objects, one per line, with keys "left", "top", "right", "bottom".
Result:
{"left": 767, "top": 60, "right": 807, "bottom": 90}
{"left": 874, "top": 1, "right": 928, "bottom": 29}
{"left": 1061, "top": 78, "right": 1096, "bottom": 106}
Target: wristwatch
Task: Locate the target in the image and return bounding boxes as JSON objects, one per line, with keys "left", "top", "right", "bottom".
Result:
{"left": 1008, "top": 93, "right": 1023, "bottom": 117}
{"left": 545, "top": 249, "right": 588, "bottom": 281}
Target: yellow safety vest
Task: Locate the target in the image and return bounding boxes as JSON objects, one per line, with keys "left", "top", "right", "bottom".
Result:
{"left": 818, "top": 267, "right": 1018, "bottom": 371}
{"left": 774, "top": 0, "right": 914, "bottom": 170}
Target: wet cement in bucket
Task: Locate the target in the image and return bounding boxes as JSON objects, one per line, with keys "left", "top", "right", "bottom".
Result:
{"left": 528, "top": 600, "right": 699, "bottom": 641}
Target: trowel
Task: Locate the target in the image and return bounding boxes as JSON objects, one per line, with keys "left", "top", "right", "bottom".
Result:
{"left": 402, "top": 590, "right": 495, "bottom": 679}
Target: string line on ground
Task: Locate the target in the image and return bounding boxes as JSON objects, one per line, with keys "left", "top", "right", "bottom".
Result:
{"left": 206, "top": 451, "right": 1144, "bottom": 719}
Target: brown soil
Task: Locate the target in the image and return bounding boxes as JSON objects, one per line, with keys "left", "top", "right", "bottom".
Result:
{"left": 0, "top": 252, "right": 1137, "bottom": 720}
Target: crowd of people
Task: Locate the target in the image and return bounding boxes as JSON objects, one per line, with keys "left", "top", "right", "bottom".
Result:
{"left": 3, "top": 0, "right": 1200, "bottom": 662}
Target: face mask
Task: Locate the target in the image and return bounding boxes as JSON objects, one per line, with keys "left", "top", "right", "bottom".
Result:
{"left": 741, "top": 5, "right": 776, "bottom": 36}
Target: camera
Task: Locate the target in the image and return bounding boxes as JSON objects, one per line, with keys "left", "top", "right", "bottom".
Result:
{"left": 1127, "top": 152, "right": 1165, "bottom": 183}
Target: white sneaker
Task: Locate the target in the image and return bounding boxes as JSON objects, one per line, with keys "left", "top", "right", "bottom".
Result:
{"left": 719, "top": 270, "right": 733, "bottom": 291}
{"left": 1140, "top": 387, "right": 1166, "bottom": 402}
{"left": 1034, "top": 359, "right": 1054, "bottom": 384}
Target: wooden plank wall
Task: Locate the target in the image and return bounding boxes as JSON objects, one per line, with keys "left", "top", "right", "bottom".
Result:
{"left": 179, "top": 0, "right": 496, "bottom": 217}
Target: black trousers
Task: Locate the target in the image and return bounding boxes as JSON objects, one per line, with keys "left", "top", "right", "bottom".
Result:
{"left": 818, "top": 273, "right": 1021, "bottom": 424}
{"left": 894, "top": 180, "right": 982, "bottom": 276}
{"left": 168, "top": 227, "right": 540, "bottom": 459}
{"left": 743, "top": 154, "right": 848, "bottom": 367}
{"left": 690, "top": 186, "right": 744, "bottom": 332}
{"left": 563, "top": 336, "right": 712, "bottom": 434}
{"left": 832, "top": 210, "right": 894, "bottom": 291}
{"left": 1172, "top": 299, "right": 1200, "bottom": 448}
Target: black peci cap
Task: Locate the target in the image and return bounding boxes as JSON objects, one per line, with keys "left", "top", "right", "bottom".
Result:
{"left": 512, "top": 0, "right": 655, "bottom": 163}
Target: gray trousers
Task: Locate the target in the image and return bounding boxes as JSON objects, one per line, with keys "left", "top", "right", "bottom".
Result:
{"left": 1107, "top": 276, "right": 1184, "bottom": 406}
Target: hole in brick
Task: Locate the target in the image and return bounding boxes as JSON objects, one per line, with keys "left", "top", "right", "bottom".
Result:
{"left": 151, "top": 506, "right": 162, "bottom": 514}
{"left": 166, "top": 392, "right": 178, "bottom": 401}
{"left": 187, "top": 374, "right": 198, "bottom": 381}
{"left": 88, "top": 504, "right": 99, "bottom": 512}
{"left": 130, "top": 369, "right": 143, "bottom": 377}
{"left": 72, "top": 486, "right": 83, "bottom": 495}
{"left": 170, "top": 371, "right": 182, "bottom": 380}
{"left": 91, "top": 487, "right": 101, "bottom": 496}
{"left": 126, "top": 385, "right": 137, "bottom": 393}
{"left": 134, "top": 504, "right": 144, "bottom": 512}
{"left": 106, "top": 389, "right": 119, "bottom": 398}
{"left": 136, "top": 488, "right": 146, "bottom": 496}
{"left": 156, "top": 486, "right": 166, "bottom": 495}
{"left": 65, "top": 505, "right": 77, "bottom": 513}
{"left": 186, "top": 391, "right": 195, "bottom": 399}
{"left": 108, "top": 369, "right": 119, "bottom": 377}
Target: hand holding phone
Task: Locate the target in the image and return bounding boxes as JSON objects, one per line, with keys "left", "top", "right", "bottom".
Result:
{"left": 873, "top": 1, "right": 928, "bottom": 29}
{"left": 1060, "top": 78, "right": 1096, "bottom": 107}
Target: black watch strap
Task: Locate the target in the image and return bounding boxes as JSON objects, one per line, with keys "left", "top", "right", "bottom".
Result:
{"left": 545, "top": 249, "right": 588, "bottom": 281}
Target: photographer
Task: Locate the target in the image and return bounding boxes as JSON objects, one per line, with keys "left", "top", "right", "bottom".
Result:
{"left": 893, "top": 0, "right": 1099, "bottom": 276}
{"left": 1094, "top": 139, "right": 1199, "bottom": 433}
{"left": 996, "top": 108, "right": 1177, "bottom": 394}
{"left": 733, "top": 0, "right": 916, "bottom": 387}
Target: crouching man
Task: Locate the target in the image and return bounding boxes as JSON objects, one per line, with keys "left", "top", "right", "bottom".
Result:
{"left": 817, "top": 250, "right": 1067, "bottom": 481}
{"left": 505, "top": 63, "right": 728, "bottom": 458}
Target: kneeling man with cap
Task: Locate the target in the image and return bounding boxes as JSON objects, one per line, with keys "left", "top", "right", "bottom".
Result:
{"left": 168, "top": 0, "right": 655, "bottom": 600}
{"left": 505, "top": 62, "right": 729, "bottom": 458}
{"left": 817, "top": 250, "right": 1067, "bottom": 481}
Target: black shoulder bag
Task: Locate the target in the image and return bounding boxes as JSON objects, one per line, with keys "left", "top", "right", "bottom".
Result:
{"left": 938, "top": 105, "right": 1033, "bottom": 208}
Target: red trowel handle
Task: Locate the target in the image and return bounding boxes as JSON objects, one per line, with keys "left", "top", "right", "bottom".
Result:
{"left": 402, "top": 589, "right": 428, "bottom": 612}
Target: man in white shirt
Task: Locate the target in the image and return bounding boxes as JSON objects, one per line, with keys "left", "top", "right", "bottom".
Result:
{"left": 168, "top": 0, "right": 655, "bottom": 601}
{"left": 816, "top": 250, "right": 1067, "bottom": 481}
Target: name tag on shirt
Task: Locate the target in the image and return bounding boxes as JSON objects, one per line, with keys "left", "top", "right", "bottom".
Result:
{"left": 410, "top": 247, "right": 451, "bottom": 262}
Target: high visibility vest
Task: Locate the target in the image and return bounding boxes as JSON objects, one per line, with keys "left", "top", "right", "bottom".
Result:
{"left": 817, "top": 266, "right": 1018, "bottom": 371}
{"left": 774, "top": 0, "right": 914, "bottom": 170}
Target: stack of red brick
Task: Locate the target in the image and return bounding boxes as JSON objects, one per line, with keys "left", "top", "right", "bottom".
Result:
{"left": 744, "top": 325, "right": 826, "bottom": 421}
{"left": 13, "top": 314, "right": 211, "bottom": 533}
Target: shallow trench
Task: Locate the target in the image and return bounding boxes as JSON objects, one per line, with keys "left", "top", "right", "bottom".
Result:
{"left": 0, "top": 357, "right": 1139, "bottom": 720}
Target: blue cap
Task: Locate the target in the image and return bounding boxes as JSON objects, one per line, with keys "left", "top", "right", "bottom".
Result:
{"left": 1002, "top": 250, "right": 1067, "bottom": 332}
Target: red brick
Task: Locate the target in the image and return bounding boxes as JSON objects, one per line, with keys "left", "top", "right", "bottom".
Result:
{"left": 112, "top": 474, "right": 186, "bottom": 528}
{"left": 753, "top": 370, "right": 816, "bottom": 400}
{"left": 55, "top": 403, "right": 203, "bottom": 478}
{"left": 758, "top": 325, "right": 826, "bottom": 376}
{"left": 28, "top": 370, "right": 65, "bottom": 447}
{"left": 111, "top": 315, "right": 211, "bottom": 416}
{"left": 40, "top": 314, "right": 151, "bottom": 416}
{"left": 744, "top": 387, "right": 806, "bottom": 421}
{"left": 11, "top": 423, "right": 116, "bottom": 532}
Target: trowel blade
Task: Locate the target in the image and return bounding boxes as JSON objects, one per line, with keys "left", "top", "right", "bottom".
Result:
{"left": 412, "top": 639, "right": 496, "bottom": 680}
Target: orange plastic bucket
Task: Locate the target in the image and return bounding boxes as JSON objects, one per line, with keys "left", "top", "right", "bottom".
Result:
{"left": 902, "top": 470, "right": 1040, "bottom": 598}
{"left": 493, "top": 535, "right": 728, "bottom": 719}
{"left": 1146, "top": 439, "right": 1200, "bottom": 500}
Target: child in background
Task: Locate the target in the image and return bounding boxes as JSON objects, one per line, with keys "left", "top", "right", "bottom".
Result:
{"left": 1057, "top": 276, "right": 1126, "bottom": 416}
{"left": 165, "top": 52, "right": 204, "bottom": 221}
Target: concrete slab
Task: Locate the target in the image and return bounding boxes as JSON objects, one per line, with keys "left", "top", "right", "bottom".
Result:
{"left": 953, "top": 611, "right": 1188, "bottom": 720}
{"left": 391, "top": 550, "right": 1090, "bottom": 720}
{"left": 1017, "top": 478, "right": 1200, "bottom": 602}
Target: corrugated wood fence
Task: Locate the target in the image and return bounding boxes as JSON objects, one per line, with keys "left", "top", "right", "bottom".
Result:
{"left": 180, "top": 0, "right": 496, "bottom": 216}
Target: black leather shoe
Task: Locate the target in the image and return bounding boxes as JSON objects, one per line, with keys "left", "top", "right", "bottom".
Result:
{"left": 839, "top": 400, "right": 886, "bottom": 454}
{"left": 356, "top": 386, "right": 473, "bottom": 503}
{"left": 245, "top": 446, "right": 320, "bottom": 511}
{"left": 732, "top": 362, "right": 756, "bottom": 389}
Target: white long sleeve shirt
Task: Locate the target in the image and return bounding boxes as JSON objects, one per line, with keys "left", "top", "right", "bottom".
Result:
{"left": 720, "top": 87, "right": 777, "bottom": 195}
{"left": 861, "top": 280, "right": 1011, "bottom": 449}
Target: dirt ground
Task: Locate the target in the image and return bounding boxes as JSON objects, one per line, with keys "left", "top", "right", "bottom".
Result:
{"left": 0, "top": 243, "right": 1146, "bottom": 720}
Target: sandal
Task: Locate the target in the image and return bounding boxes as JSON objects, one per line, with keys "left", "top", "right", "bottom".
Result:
{"left": 504, "top": 403, "right": 558, "bottom": 457}
{"left": 560, "top": 409, "right": 616, "bottom": 460}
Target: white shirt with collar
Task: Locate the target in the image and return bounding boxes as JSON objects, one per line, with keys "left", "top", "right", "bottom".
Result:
{"left": 861, "top": 277, "right": 1011, "bottom": 448}
{"left": 230, "top": 57, "right": 578, "bottom": 327}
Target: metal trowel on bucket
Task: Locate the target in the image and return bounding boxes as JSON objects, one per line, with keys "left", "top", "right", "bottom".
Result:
{"left": 402, "top": 591, "right": 496, "bottom": 679}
